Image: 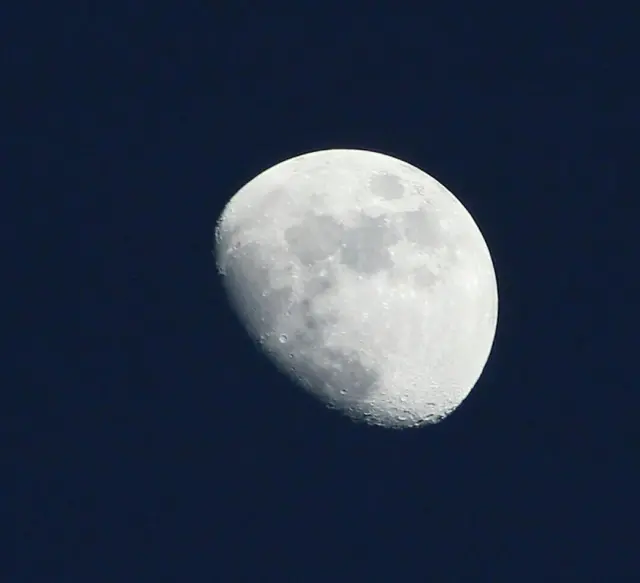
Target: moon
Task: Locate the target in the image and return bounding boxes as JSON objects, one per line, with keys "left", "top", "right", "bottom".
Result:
{"left": 214, "top": 149, "right": 498, "bottom": 428}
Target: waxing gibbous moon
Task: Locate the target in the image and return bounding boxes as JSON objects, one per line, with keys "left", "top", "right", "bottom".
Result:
{"left": 214, "top": 149, "right": 498, "bottom": 428}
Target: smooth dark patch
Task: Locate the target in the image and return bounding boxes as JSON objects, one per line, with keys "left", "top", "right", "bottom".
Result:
{"left": 339, "top": 215, "right": 399, "bottom": 274}
{"left": 284, "top": 213, "right": 345, "bottom": 265}
{"left": 369, "top": 172, "right": 405, "bottom": 199}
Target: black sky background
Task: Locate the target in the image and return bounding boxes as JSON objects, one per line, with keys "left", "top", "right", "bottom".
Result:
{"left": 5, "top": 1, "right": 639, "bottom": 581}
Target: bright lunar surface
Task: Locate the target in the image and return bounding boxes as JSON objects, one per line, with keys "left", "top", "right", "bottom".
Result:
{"left": 214, "top": 149, "right": 498, "bottom": 428}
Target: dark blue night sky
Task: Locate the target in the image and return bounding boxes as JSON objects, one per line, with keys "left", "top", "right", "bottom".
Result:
{"left": 6, "top": 1, "right": 639, "bottom": 581}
